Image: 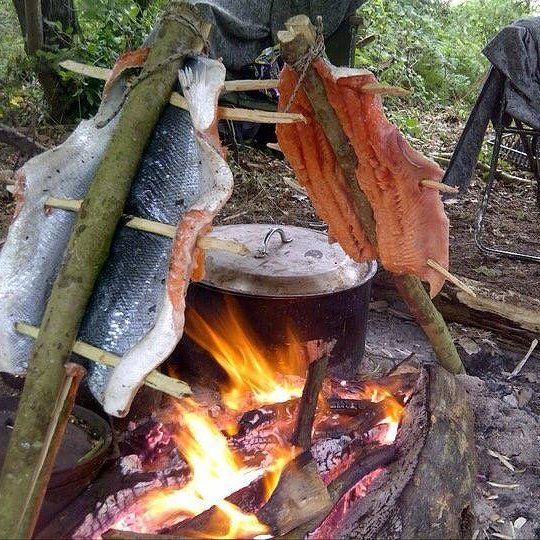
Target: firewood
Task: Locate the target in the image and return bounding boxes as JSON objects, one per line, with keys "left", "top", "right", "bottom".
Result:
{"left": 277, "top": 16, "right": 464, "bottom": 375}
{"left": 290, "top": 355, "right": 329, "bottom": 449}
{"left": 327, "top": 443, "right": 397, "bottom": 501}
{"left": 0, "top": 4, "right": 210, "bottom": 537}
{"left": 373, "top": 270, "right": 540, "bottom": 353}
{"left": 256, "top": 451, "right": 332, "bottom": 536}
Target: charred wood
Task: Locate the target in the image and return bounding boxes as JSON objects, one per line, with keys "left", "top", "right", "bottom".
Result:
{"left": 256, "top": 451, "right": 332, "bottom": 536}
{"left": 290, "top": 355, "right": 329, "bottom": 449}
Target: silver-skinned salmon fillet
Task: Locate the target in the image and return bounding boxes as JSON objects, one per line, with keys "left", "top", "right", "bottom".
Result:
{"left": 98, "top": 57, "right": 232, "bottom": 416}
{"left": 0, "top": 93, "right": 121, "bottom": 374}
{"left": 0, "top": 56, "right": 232, "bottom": 418}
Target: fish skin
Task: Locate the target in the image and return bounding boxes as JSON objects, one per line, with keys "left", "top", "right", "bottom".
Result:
{"left": 0, "top": 56, "right": 232, "bottom": 419}
{"left": 82, "top": 105, "right": 215, "bottom": 401}
{"left": 0, "top": 117, "right": 118, "bottom": 374}
{"left": 102, "top": 57, "right": 232, "bottom": 416}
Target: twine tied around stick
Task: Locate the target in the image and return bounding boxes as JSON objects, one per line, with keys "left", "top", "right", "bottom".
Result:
{"left": 283, "top": 16, "right": 326, "bottom": 113}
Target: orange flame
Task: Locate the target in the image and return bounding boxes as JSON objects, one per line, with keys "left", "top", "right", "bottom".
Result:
{"left": 359, "top": 383, "right": 404, "bottom": 444}
{"left": 111, "top": 399, "right": 293, "bottom": 537}
{"left": 184, "top": 299, "right": 307, "bottom": 410}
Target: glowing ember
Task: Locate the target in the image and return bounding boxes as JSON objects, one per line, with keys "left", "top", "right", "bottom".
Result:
{"left": 185, "top": 299, "right": 308, "bottom": 410}
{"left": 101, "top": 299, "right": 410, "bottom": 539}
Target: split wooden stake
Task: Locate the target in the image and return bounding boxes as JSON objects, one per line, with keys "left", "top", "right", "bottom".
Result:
{"left": 419, "top": 179, "right": 459, "bottom": 194}
{"left": 17, "top": 363, "right": 86, "bottom": 536}
{"left": 59, "top": 60, "right": 303, "bottom": 125}
{"left": 15, "top": 322, "right": 192, "bottom": 399}
{"left": 360, "top": 82, "right": 410, "bottom": 97}
{"left": 43, "top": 196, "right": 250, "bottom": 255}
{"left": 426, "top": 259, "right": 477, "bottom": 298}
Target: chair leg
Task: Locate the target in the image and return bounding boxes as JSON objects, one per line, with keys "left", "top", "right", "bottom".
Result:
{"left": 474, "top": 126, "right": 503, "bottom": 255}
{"left": 474, "top": 127, "right": 540, "bottom": 263}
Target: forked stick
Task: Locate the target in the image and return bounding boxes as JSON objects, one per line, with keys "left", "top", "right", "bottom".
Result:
{"left": 15, "top": 322, "right": 193, "bottom": 399}
{"left": 426, "top": 259, "right": 477, "bottom": 298}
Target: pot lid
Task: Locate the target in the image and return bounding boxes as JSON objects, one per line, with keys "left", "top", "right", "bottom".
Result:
{"left": 202, "top": 224, "right": 377, "bottom": 297}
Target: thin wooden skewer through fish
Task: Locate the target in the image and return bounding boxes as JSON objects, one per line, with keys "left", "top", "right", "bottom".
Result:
{"left": 426, "top": 259, "right": 477, "bottom": 298}
{"left": 419, "top": 179, "right": 459, "bottom": 194}
{"left": 3, "top": 189, "right": 249, "bottom": 255}
{"left": 15, "top": 322, "right": 192, "bottom": 399}
{"left": 59, "top": 60, "right": 304, "bottom": 124}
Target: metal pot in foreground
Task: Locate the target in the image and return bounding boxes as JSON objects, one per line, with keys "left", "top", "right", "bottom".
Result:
{"left": 174, "top": 224, "right": 377, "bottom": 379}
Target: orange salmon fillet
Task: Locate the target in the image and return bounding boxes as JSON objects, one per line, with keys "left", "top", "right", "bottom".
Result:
{"left": 277, "top": 60, "right": 449, "bottom": 297}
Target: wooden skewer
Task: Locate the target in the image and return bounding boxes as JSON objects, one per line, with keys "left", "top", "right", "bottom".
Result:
{"left": 60, "top": 60, "right": 279, "bottom": 92}
{"left": 419, "top": 179, "right": 459, "bottom": 194}
{"left": 222, "top": 79, "right": 279, "bottom": 92}
{"left": 169, "top": 93, "right": 304, "bottom": 124}
{"left": 59, "top": 60, "right": 302, "bottom": 124}
{"left": 266, "top": 142, "right": 283, "bottom": 153}
{"left": 42, "top": 196, "right": 249, "bottom": 254}
{"left": 426, "top": 259, "right": 477, "bottom": 298}
{"left": 15, "top": 322, "right": 193, "bottom": 399}
{"left": 360, "top": 82, "right": 410, "bottom": 97}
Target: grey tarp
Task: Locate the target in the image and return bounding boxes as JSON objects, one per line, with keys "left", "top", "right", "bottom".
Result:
{"left": 190, "top": 0, "right": 363, "bottom": 71}
{"left": 443, "top": 17, "right": 540, "bottom": 189}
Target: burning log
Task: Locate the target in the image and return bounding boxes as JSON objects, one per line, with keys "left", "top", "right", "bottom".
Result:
{"left": 256, "top": 451, "right": 332, "bottom": 536}
{"left": 290, "top": 355, "right": 329, "bottom": 449}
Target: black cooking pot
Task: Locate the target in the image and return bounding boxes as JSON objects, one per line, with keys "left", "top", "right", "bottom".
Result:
{"left": 172, "top": 224, "right": 376, "bottom": 379}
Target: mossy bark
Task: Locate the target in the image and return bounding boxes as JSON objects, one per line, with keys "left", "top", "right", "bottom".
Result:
{"left": 0, "top": 3, "right": 210, "bottom": 537}
{"left": 279, "top": 23, "right": 464, "bottom": 375}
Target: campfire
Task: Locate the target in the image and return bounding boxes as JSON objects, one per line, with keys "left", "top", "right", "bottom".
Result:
{"left": 67, "top": 303, "right": 421, "bottom": 540}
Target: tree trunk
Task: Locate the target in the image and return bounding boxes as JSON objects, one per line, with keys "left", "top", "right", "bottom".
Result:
{"left": 42, "top": 0, "right": 79, "bottom": 49}
{"left": 12, "top": 0, "right": 80, "bottom": 119}
{"left": 23, "top": 0, "right": 43, "bottom": 54}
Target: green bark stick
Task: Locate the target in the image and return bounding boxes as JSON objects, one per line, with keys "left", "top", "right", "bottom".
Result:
{"left": 278, "top": 18, "right": 464, "bottom": 375}
{"left": 0, "top": 4, "right": 210, "bottom": 537}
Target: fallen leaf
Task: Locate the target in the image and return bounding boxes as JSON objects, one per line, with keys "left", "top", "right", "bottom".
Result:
{"left": 487, "top": 449, "right": 515, "bottom": 472}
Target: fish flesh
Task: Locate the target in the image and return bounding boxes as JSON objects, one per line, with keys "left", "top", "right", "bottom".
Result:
{"left": 277, "top": 61, "right": 449, "bottom": 297}
{"left": 0, "top": 56, "right": 233, "bottom": 417}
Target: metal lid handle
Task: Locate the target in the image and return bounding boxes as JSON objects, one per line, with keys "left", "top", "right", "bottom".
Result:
{"left": 254, "top": 227, "right": 293, "bottom": 258}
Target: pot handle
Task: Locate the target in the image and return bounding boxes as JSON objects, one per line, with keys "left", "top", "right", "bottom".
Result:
{"left": 254, "top": 228, "right": 293, "bottom": 258}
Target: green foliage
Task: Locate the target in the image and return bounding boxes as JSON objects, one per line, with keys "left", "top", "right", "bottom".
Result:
{"left": 61, "top": 0, "right": 166, "bottom": 117}
{"left": 356, "top": 0, "right": 533, "bottom": 107}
